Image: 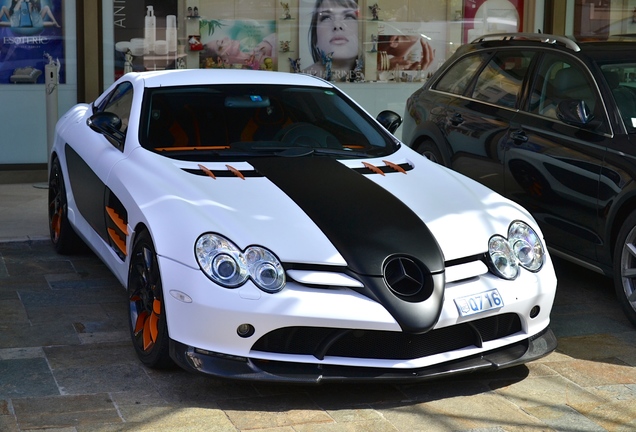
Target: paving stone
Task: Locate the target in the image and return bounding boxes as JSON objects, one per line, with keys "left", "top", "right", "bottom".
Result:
{"left": 382, "top": 392, "right": 550, "bottom": 432}
{"left": 0, "top": 347, "right": 44, "bottom": 360}
{"left": 0, "top": 358, "right": 59, "bottom": 398}
{"left": 116, "top": 405, "right": 237, "bottom": 431}
{"left": 12, "top": 394, "right": 121, "bottom": 430}
{"left": 145, "top": 368, "right": 257, "bottom": 405}
{"left": 44, "top": 342, "right": 138, "bottom": 369}
{"left": 0, "top": 298, "right": 28, "bottom": 323}
{"left": 303, "top": 383, "right": 406, "bottom": 409}
{"left": 293, "top": 419, "right": 399, "bottom": 431}
{"left": 19, "top": 287, "right": 125, "bottom": 309}
{"left": 557, "top": 334, "right": 636, "bottom": 361}
{"left": 550, "top": 314, "right": 633, "bottom": 338}
{"left": 493, "top": 375, "right": 603, "bottom": 409}
{"left": 52, "top": 363, "right": 154, "bottom": 395}
{"left": 579, "top": 399, "right": 636, "bottom": 432}
{"left": 0, "top": 321, "right": 79, "bottom": 349}
{"left": 216, "top": 393, "right": 333, "bottom": 430}
{"left": 0, "top": 415, "right": 18, "bottom": 432}
{"left": 546, "top": 358, "right": 636, "bottom": 388}
{"left": 524, "top": 405, "right": 607, "bottom": 432}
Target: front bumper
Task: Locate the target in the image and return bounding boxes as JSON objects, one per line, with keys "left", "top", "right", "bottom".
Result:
{"left": 169, "top": 326, "right": 557, "bottom": 384}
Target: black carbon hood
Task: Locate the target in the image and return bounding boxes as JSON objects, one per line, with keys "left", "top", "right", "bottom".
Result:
{"left": 249, "top": 157, "right": 445, "bottom": 333}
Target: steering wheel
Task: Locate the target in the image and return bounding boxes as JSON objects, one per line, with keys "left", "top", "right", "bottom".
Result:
{"left": 275, "top": 122, "right": 340, "bottom": 149}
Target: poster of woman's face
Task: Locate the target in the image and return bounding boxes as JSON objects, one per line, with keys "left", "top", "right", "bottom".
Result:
{"left": 299, "top": 0, "right": 361, "bottom": 81}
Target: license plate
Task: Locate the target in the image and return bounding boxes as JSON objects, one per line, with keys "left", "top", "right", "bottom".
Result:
{"left": 454, "top": 289, "right": 503, "bottom": 317}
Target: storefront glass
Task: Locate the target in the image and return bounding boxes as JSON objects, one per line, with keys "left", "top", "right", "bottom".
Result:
{"left": 103, "top": 1, "right": 529, "bottom": 86}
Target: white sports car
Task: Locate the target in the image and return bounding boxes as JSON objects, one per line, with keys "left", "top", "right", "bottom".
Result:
{"left": 48, "top": 69, "right": 557, "bottom": 383}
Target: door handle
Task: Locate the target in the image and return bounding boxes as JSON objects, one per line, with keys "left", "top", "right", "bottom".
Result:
{"left": 449, "top": 113, "right": 464, "bottom": 126}
{"left": 510, "top": 130, "right": 528, "bottom": 143}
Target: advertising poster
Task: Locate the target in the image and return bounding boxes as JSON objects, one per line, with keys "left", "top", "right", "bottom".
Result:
{"left": 198, "top": 19, "right": 277, "bottom": 71}
{"left": 0, "top": 0, "right": 64, "bottom": 84}
{"left": 112, "top": 1, "right": 178, "bottom": 80}
{"left": 375, "top": 21, "right": 447, "bottom": 82}
{"left": 298, "top": 0, "right": 361, "bottom": 82}
{"left": 463, "top": 0, "right": 523, "bottom": 43}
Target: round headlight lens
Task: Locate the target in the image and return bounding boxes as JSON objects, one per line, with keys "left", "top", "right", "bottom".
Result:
{"left": 509, "top": 221, "right": 544, "bottom": 272}
{"left": 488, "top": 235, "right": 519, "bottom": 280}
{"left": 195, "top": 234, "right": 285, "bottom": 292}
{"left": 195, "top": 234, "right": 248, "bottom": 287}
{"left": 245, "top": 246, "right": 285, "bottom": 293}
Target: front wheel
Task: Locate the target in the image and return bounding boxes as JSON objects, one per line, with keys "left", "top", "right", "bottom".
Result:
{"left": 613, "top": 211, "right": 636, "bottom": 327}
{"left": 127, "top": 230, "right": 174, "bottom": 368}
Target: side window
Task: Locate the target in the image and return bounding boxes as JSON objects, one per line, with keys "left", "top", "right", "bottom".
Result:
{"left": 433, "top": 53, "right": 488, "bottom": 96}
{"left": 529, "top": 54, "right": 598, "bottom": 122}
{"left": 99, "top": 82, "right": 134, "bottom": 135}
{"left": 471, "top": 51, "right": 535, "bottom": 109}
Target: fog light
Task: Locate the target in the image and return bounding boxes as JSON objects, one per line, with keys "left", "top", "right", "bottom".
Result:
{"left": 237, "top": 323, "right": 255, "bottom": 338}
{"left": 529, "top": 306, "right": 540, "bottom": 318}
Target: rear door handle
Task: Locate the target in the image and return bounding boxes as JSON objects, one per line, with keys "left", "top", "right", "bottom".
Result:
{"left": 510, "top": 130, "right": 528, "bottom": 143}
{"left": 449, "top": 113, "right": 464, "bottom": 126}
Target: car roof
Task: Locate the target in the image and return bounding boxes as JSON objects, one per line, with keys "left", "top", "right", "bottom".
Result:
{"left": 464, "top": 32, "right": 636, "bottom": 62}
{"left": 123, "top": 69, "right": 335, "bottom": 89}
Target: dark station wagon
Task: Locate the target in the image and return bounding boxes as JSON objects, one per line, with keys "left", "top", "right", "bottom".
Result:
{"left": 402, "top": 33, "right": 636, "bottom": 326}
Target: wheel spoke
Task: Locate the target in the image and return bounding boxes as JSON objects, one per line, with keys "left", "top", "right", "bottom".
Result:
{"left": 628, "top": 289, "right": 636, "bottom": 303}
{"left": 149, "top": 311, "right": 159, "bottom": 342}
{"left": 134, "top": 310, "right": 148, "bottom": 335}
{"left": 143, "top": 317, "right": 154, "bottom": 351}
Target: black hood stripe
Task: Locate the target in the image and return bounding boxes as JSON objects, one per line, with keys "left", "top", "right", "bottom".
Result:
{"left": 248, "top": 157, "right": 444, "bottom": 276}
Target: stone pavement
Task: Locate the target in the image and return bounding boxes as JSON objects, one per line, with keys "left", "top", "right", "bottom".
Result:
{"left": 1, "top": 182, "right": 636, "bottom": 431}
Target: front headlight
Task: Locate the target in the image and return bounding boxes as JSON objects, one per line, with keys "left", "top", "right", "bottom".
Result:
{"left": 488, "top": 221, "right": 544, "bottom": 280}
{"left": 195, "top": 234, "right": 286, "bottom": 292}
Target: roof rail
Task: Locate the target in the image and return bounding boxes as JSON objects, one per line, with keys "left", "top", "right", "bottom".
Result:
{"left": 471, "top": 33, "right": 581, "bottom": 52}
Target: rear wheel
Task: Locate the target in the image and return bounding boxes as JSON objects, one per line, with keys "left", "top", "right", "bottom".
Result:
{"left": 48, "top": 158, "right": 83, "bottom": 254}
{"left": 613, "top": 211, "right": 636, "bottom": 327}
{"left": 127, "top": 230, "right": 174, "bottom": 368}
{"left": 416, "top": 140, "right": 445, "bottom": 166}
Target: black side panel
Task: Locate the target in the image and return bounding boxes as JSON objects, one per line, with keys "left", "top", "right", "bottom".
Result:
{"left": 64, "top": 145, "right": 108, "bottom": 242}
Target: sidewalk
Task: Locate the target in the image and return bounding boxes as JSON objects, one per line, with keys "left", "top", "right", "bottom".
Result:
{"left": 1, "top": 182, "right": 636, "bottom": 431}
{"left": 0, "top": 182, "right": 50, "bottom": 243}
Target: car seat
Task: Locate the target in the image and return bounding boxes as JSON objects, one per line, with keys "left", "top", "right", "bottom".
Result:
{"left": 552, "top": 67, "right": 596, "bottom": 111}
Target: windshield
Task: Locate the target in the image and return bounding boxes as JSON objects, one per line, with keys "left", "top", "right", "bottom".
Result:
{"left": 600, "top": 63, "right": 636, "bottom": 131}
{"left": 140, "top": 84, "right": 398, "bottom": 161}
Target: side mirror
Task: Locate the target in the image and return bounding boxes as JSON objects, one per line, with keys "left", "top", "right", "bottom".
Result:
{"left": 87, "top": 112, "right": 126, "bottom": 145}
{"left": 376, "top": 110, "right": 403, "bottom": 134}
{"left": 556, "top": 99, "right": 594, "bottom": 126}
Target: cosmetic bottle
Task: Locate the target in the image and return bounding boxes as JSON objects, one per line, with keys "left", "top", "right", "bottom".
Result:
{"left": 145, "top": 6, "right": 156, "bottom": 53}
{"left": 166, "top": 15, "right": 177, "bottom": 52}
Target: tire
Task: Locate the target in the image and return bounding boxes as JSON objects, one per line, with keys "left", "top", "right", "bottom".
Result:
{"left": 416, "top": 139, "right": 446, "bottom": 166}
{"left": 613, "top": 211, "right": 636, "bottom": 327}
{"left": 127, "top": 230, "right": 174, "bottom": 368}
{"left": 48, "top": 158, "right": 83, "bottom": 254}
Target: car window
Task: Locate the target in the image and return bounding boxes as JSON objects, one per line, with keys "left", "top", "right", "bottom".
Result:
{"left": 99, "top": 82, "right": 134, "bottom": 134}
{"left": 433, "top": 53, "right": 489, "bottom": 96}
{"left": 600, "top": 63, "right": 636, "bottom": 131}
{"left": 528, "top": 54, "right": 598, "bottom": 123}
{"left": 471, "top": 51, "right": 535, "bottom": 109}
{"left": 140, "top": 84, "right": 398, "bottom": 161}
